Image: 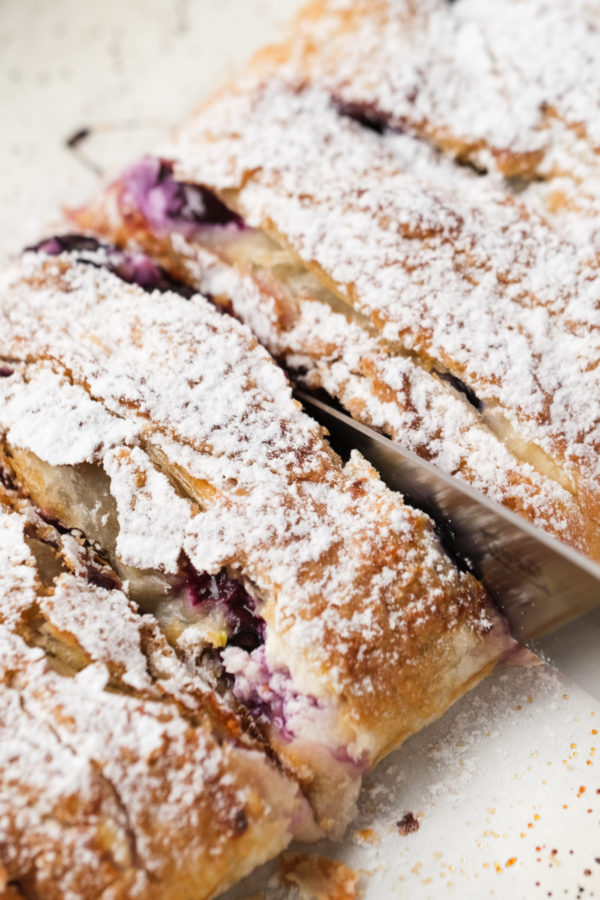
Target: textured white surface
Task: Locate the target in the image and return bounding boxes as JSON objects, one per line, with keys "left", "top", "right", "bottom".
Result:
{"left": 1, "top": 2, "right": 599, "bottom": 898}
{"left": 0, "top": 0, "right": 300, "bottom": 250}
{"left": 229, "top": 662, "right": 600, "bottom": 900}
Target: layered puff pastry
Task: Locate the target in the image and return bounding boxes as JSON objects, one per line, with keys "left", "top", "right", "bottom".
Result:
{"left": 279, "top": 0, "right": 600, "bottom": 249}
{"left": 0, "top": 248, "right": 509, "bottom": 853}
{"left": 73, "top": 73, "right": 600, "bottom": 561}
{"left": 282, "top": 0, "right": 600, "bottom": 181}
{"left": 0, "top": 476, "right": 309, "bottom": 900}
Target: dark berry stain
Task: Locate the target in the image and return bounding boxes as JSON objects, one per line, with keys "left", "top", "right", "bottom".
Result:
{"left": 435, "top": 369, "right": 483, "bottom": 412}
{"left": 85, "top": 564, "right": 121, "bottom": 592}
{"left": 397, "top": 812, "right": 420, "bottom": 835}
{"left": 0, "top": 367, "right": 14, "bottom": 378}
{"left": 0, "top": 468, "right": 17, "bottom": 491}
{"left": 29, "top": 233, "right": 197, "bottom": 299}
{"left": 37, "top": 509, "right": 69, "bottom": 532}
{"left": 234, "top": 809, "right": 248, "bottom": 835}
{"left": 335, "top": 98, "right": 389, "bottom": 135}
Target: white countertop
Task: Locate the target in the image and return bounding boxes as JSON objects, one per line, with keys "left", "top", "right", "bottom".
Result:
{"left": 1, "top": 2, "right": 598, "bottom": 897}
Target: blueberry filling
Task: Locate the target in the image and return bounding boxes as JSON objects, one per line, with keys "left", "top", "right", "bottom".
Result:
{"left": 0, "top": 367, "right": 14, "bottom": 378}
{"left": 222, "top": 645, "right": 324, "bottom": 742}
{"left": 435, "top": 369, "right": 483, "bottom": 412}
{"left": 119, "top": 156, "right": 244, "bottom": 235}
{"left": 32, "top": 234, "right": 102, "bottom": 255}
{"left": 29, "top": 234, "right": 197, "bottom": 299}
{"left": 334, "top": 99, "right": 389, "bottom": 135}
{"left": 84, "top": 563, "right": 122, "bottom": 593}
{"left": 182, "top": 563, "right": 265, "bottom": 652}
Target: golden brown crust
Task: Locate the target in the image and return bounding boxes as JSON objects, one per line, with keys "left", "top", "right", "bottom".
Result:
{"left": 161, "top": 74, "right": 600, "bottom": 554}
{"left": 72, "top": 177, "right": 599, "bottom": 562}
{"left": 0, "top": 254, "right": 508, "bottom": 835}
{"left": 279, "top": 852, "right": 359, "bottom": 900}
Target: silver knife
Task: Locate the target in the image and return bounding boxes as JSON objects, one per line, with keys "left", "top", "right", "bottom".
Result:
{"left": 298, "top": 392, "right": 600, "bottom": 700}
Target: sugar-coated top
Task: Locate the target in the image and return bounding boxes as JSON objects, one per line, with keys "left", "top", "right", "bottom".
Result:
{"left": 286, "top": 0, "right": 600, "bottom": 178}
{"left": 167, "top": 226, "right": 592, "bottom": 557}
{"left": 0, "top": 253, "right": 506, "bottom": 754}
{"left": 0, "top": 249, "right": 326, "bottom": 481}
{"left": 168, "top": 77, "right": 600, "bottom": 518}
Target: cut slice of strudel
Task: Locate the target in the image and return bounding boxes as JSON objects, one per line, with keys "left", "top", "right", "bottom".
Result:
{"left": 279, "top": 0, "right": 600, "bottom": 181}
{"left": 0, "top": 246, "right": 509, "bottom": 841}
{"left": 0, "top": 477, "right": 311, "bottom": 900}
{"left": 72, "top": 77, "right": 600, "bottom": 561}
{"left": 276, "top": 0, "right": 600, "bottom": 250}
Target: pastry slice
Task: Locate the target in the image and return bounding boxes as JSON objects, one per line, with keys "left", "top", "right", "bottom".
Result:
{"left": 279, "top": 0, "right": 600, "bottom": 252}
{"left": 71, "top": 76, "right": 600, "bottom": 560}
{"left": 0, "top": 247, "right": 509, "bottom": 837}
{"left": 0, "top": 479, "right": 311, "bottom": 900}
{"left": 163, "top": 77, "right": 600, "bottom": 546}
{"left": 275, "top": 0, "right": 600, "bottom": 182}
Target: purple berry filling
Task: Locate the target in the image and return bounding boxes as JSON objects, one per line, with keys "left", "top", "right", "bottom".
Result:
{"left": 29, "top": 234, "right": 197, "bottom": 299}
{"left": 118, "top": 156, "right": 244, "bottom": 236}
{"left": 224, "top": 645, "right": 369, "bottom": 774}
{"left": 182, "top": 563, "right": 265, "bottom": 652}
{"left": 435, "top": 369, "right": 483, "bottom": 412}
{"left": 33, "top": 234, "right": 101, "bottom": 255}
{"left": 0, "top": 367, "right": 14, "bottom": 378}
{"left": 223, "top": 645, "right": 323, "bottom": 742}
{"left": 335, "top": 98, "right": 388, "bottom": 135}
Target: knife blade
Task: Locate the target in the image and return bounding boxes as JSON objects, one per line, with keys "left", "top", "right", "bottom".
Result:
{"left": 298, "top": 392, "right": 600, "bottom": 698}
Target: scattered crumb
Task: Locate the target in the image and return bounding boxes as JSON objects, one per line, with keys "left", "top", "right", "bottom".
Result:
{"left": 279, "top": 853, "right": 359, "bottom": 900}
{"left": 351, "top": 827, "right": 379, "bottom": 846}
{"left": 397, "top": 812, "right": 420, "bottom": 835}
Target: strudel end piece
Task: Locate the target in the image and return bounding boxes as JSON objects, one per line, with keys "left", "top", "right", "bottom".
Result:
{"left": 0, "top": 247, "right": 509, "bottom": 840}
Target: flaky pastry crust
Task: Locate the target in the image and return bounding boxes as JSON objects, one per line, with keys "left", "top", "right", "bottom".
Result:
{"left": 0, "top": 252, "right": 508, "bottom": 838}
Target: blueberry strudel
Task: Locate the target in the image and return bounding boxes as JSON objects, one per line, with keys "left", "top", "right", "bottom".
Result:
{"left": 278, "top": 0, "right": 600, "bottom": 249}
{"left": 0, "top": 247, "right": 509, "bottom": 847}
{"left": 73, "top": 74, "right": 600, "bottom": 560}
{"left": 283, "top": 0, "right": 600, "bottom": 180}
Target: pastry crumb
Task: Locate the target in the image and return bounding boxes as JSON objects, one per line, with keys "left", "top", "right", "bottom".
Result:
{"left": 397, "top": 812, "right": 420, "bottom": 835}
{"left": 351, "top": 827, "right": 379, "bottom": 846}
{"left": 279, "top": 852, "right": 359, "bottom": 900}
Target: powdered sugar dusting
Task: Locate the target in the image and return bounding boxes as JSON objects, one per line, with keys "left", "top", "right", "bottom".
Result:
{"left": 287, "top": 0, "right": 600, "bottom": 178}
{"left": 137, "top": 234, "right": 591, "bottom": 555}
{"left": 0, "top": 504, "right": 39, "bottom": 628}
{"left": 104, "top": 444, "right": 194, "bottom": 573}
{"left": 0, "top": 493, "right": 306, "bottom": 898}
{"left": 39, "top": 573, "right": 154, "bottom": 691}
{"left": 0, "top": 363, "right": 139, "bottom": 465}
{"left": 0, "top": 252, "right": 507, "bottom": 768}
{"left": 168, "top": 78, "right": 600, "bottom": 529}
